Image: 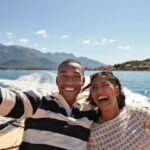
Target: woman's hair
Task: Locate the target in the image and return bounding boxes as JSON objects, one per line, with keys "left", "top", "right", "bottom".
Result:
{"left": 83, "top": 71, "right": 125, "bottom": 110}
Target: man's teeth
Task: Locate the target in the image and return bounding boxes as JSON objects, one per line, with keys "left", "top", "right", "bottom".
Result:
{"left": 65, "top": 88, "right": 75, "bottom": 91}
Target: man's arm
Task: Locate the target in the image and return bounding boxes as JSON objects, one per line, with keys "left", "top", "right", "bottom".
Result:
{"left": 0, "top": 88, "right": 43, "bottom": 119}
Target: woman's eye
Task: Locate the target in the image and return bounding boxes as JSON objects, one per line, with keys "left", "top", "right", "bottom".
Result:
{"left": 102, "top": 84, "right": 109, "bottom": 87}
{"left": 74, "top": 76, "right": 80, "bottom": 79}
{"left": 91, "top": 84, "right": 109, "bottom": 90}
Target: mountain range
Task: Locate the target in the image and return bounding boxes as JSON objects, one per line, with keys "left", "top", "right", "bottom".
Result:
{"left": 0, "top": 44, "right": 105, "bottom": 69}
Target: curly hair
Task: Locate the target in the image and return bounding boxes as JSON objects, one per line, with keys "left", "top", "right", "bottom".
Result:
{"left": 83, "top": 71, "right": 126, "bottom": 110}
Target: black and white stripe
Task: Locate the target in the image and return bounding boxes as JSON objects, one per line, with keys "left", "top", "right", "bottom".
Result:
{"left": 0, "top": 88, "right": 42, "bottom": 118}
{"left": 0, "top": 88, "right": 97, "bottom": 150}
{"left": 25, "top": 117, "right": 90, "bottom": 141}
{"left": 19, "top": 142, "right": 66, "bottom": 150}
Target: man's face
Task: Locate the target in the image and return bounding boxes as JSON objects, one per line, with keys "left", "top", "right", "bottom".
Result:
{"left": 56, "top": 62, "right": 84, "bottom": 106}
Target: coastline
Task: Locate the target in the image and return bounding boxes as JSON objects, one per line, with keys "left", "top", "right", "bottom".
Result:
{"left": 0, "top": 68, "right": 149, "bottom": 71}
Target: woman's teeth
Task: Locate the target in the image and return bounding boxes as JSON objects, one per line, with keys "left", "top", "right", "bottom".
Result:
{"left": 98, "top": 96, "right": 108, "bottom": 101}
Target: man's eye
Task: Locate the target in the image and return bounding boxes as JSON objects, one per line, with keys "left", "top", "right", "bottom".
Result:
{"left": 73, "top": 76, "right": 81, "bottom": 81}
{"left": 61, "top": 75, "right": 67, "bottom": 78}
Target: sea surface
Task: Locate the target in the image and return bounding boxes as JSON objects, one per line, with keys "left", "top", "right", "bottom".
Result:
{"left": 0, "top": 70, "right": 150, "bottom": 124}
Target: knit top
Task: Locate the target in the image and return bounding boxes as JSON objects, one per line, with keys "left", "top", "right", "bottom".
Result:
{"left": 88, "top": 105, "right": 150, "bottom": 150}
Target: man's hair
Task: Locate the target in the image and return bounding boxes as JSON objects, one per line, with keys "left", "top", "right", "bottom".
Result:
{"left": 58, "top": 59, "right": 84, "bottom": 75}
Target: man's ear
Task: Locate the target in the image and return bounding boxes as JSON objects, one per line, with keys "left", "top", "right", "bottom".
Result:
{"left": 56, "top": 76, "right": 58, "bottom": 86}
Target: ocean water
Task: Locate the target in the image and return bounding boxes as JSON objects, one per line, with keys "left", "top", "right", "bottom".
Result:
{"left": 0, "top": 70, "right": 150, "bottom": 124}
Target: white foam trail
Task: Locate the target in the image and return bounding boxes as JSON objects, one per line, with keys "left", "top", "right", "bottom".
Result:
{"left": 144, "top": 89, "right": 150, "bottom": 97}
{"left": 0, "top": 74, "right": 149, "bottom": 106}
{"left": 84, "top": 75, "right": 90, "bottom": 87}
{"left": 84, "top": 76, "right": 150, "bottom": 106}
{"left": 124, "top": 87, "right": 150, "bottom": 107}
{"left": 0, "top": 72, "right": 57, "bottom": 92}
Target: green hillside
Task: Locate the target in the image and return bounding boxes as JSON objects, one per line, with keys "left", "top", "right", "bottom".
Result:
{"left": 114, "top": 59, "right": 150, "bottom": 70}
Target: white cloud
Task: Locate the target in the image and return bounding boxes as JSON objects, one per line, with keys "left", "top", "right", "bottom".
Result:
{"left": 36, "top": 29, "right": 48, "bottom": 38}
{"left": 82, "top": 38, "right": 117, "bottom": 46}
{"left": 61, "top": 35, "right": 69, "bottom": 39}
{"left": 19, "top": 38, "right": 28, "bottom": 44}
{"left": 118, "top": 46, "right": 123, "bottom": 49}
{"left": 124, "top": 46, "right": 131, "bottom": 50}
{"left": 92, "top": 41, "right": 100, "bottom": 45}
{"left": 101, "top": 38, "right": 107, "bottom": 42}
{"left": 82, "top": 40, "right": 91, "bottom": 44}
{"left": 100, "top": 38, "right": 117, "bottom": 45}
{"left": 109, "top": 39, "right": 116, "bottom": 43}
{"left": 41, "top": 47, "right": 48, "bottom": 53}
{"left": 6, "top": 32, "right": 13, "bottom": 38}
{"left": 33, "top": 44, "right": 38, "bottom": 48}
{"left": 7, "top": 42, "right": 13, "bottom": 45}
{"left": 101, "top": 38, "right": 108, "bottom": 45}
{"left": 118, "top": 46, "right": 131, "bottom": 50}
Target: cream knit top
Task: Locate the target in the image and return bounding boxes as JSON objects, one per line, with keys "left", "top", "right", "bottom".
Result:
{"left": 88, "top": 106, "right": 150, "bottom": 150}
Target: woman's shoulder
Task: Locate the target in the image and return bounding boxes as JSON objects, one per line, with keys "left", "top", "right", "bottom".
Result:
{"left": 125, "top": 105, "right": 150, "bottom": 121}
{"left": 126, "top": 105, "right": 150, "bottom": 113}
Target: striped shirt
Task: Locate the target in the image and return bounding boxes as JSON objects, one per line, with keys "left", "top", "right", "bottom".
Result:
{"left": 88, "top": 106, "right": 150, "bottom": 150}
{"left": 0, "top": 88, "right": 97, "bottom": 150}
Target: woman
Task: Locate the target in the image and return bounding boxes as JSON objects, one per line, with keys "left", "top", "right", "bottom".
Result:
{"left": 85, "top": 71, "right": 150, "bottom": 150}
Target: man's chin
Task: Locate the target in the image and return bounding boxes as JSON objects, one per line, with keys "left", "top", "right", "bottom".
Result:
{"left": 63, "top": 93, "right": 78, "bottom": 101}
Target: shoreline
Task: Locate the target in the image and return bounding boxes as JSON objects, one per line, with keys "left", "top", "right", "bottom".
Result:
{"left": 0, "top": 69, "right": 149, "bottom": 71}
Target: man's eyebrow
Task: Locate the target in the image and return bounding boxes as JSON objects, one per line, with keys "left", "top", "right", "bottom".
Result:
{"left": 59, "top": 70, "right": 81, "bottom": 74}
{"left": 59, "top": 70, "right": 67, "bottom": 73}
{"left": 74, "top": 72, "right": 81, "bottom": 74}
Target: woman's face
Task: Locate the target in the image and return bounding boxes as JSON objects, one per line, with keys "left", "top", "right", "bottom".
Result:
{"left": 91, "top": 76, "right": 119, "bottom": 111}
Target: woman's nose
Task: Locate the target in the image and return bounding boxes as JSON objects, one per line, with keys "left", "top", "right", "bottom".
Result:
{"left": 92, "top": 87, "right": 106, "bottom": 95}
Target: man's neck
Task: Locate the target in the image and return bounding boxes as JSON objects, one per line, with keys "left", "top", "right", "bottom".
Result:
{"left": 66, "top": 99, "right": 76, "bottom": 107}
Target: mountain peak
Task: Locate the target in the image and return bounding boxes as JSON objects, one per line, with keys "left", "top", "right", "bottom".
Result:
{"left": 0, "top": 43, "right": 105, "bottom": 69}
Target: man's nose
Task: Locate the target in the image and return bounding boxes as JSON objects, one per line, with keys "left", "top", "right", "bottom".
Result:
{"left": 65, "top": 77, "right": 74, "bottom": 84}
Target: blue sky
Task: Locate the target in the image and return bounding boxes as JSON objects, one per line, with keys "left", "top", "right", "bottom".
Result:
{"left": 0, "top": 0, "right": 150, "bottom": 65}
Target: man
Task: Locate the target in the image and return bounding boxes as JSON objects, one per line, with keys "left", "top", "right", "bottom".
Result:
{"left": 0, "top": 59, "right": 97, "bottom": 150}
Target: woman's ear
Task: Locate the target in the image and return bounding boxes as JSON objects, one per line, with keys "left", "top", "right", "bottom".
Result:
{"left": 82, "top": 77, "right": 85, "bottom": 86}
{"left": 115, "top": 86, "right": 120, "bottom": 96}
